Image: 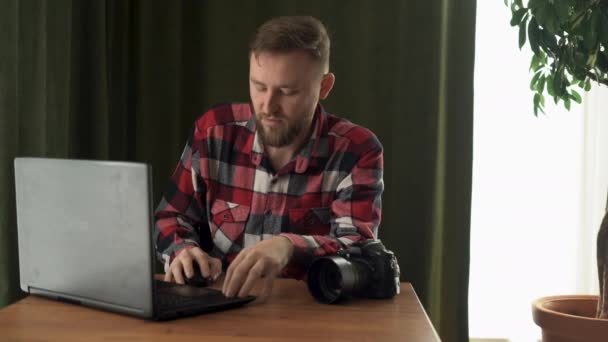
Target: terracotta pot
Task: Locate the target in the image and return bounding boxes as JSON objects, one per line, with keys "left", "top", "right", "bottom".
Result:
{"left": 532, "top": 295, "right": 608, "bottom": 342}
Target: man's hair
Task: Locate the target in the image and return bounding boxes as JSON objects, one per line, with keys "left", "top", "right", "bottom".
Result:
{"left": 249, "top": 16, "right": 330, "bottom": 71}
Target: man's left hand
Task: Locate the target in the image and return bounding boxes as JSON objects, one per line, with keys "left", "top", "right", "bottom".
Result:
{"left": 222, "top": 236, "right": 294, "bottom": 298}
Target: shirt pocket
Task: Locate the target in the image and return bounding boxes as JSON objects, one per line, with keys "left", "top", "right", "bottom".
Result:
{"left": 288, "top": 207, "right": 331, "bottom": 236}
{"left": 210, "top": 199, "right": 250, "bottom": 243}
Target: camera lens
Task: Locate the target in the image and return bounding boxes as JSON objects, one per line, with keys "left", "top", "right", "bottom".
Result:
{"left": 306, "top": 255, "right": 370, "bottom": 304}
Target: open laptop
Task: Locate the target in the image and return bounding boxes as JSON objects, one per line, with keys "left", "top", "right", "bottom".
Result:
{"left": 14, "top": 157, "right": 254, "bottom": 320}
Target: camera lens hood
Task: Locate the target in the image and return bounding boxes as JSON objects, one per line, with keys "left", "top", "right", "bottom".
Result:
{"left": 306, "top": 256, "right": 358, "bottom": 304}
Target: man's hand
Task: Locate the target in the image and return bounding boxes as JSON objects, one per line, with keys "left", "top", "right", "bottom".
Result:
{"left": 222, "top": 236, "right": 294, "bottom": 298}
{"left": 164, "top": 246, "right": 222, "bottom": 284}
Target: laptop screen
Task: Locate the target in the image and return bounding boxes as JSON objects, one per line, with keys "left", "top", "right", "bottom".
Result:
{"left": 14, "top": 158, "right": 155, "bottom": 317}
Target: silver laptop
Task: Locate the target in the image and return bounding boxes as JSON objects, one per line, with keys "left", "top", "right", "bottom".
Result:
{"left": 14, "top": 157, "right": 254, "bottom": 320}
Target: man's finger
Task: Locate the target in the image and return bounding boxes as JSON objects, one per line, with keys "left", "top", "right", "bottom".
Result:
{"left": 259, "top": 271, "right": 276, "bottom": 300}
{"left": 164, "top": 270, "right": 173, "bottom": 282}
{"left": 173, "top": 263, "right": 186, "bottom": 284}
{"left": 224, "top": 255, "right": 256, "bottom": 297}
{"left": 222, "top": 265, "right": 232, "bottom": 294}
{"left": 209, "top": 257, "right": 223, "bottom": 280}
{"left": 237, "top": 261, "right": 266, "bottom": 298}
{"left": 182, "top": 256, "right": 195, "bottom": 279}
{"left": 223, "top": 253, "right": 240, "bottom": 293}
{"left": 191, "top": 248, "right": 212, "bottom": 278}
{"left": 223, "top": 248, "right": 249, "bottom": 292}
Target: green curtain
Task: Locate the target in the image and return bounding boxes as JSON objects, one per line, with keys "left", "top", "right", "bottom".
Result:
{"left": 0, "top": 1, "right": 475, "bottom": 341}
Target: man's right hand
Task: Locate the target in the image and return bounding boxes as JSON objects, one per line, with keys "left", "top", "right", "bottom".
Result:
{"left": 164, "top": 247, "right": 223, "bottom": 284}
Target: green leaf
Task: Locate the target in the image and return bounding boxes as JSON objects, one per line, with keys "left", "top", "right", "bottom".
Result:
{"left": 599, "top": 12, "right": 608, "bottom": 44}
{"left": 571, "top": 90, "right": 582, "bottom": 104}
{"left": 530, "top": 70, "right": 542, "bottom": 90}
{"left": 515, "top": 0, "right": 523, "bottom": 9}
{"left": 537, "top": 75, "right": 546, "bottom": 93}
{"left": 573, "top": 51, "right": 587, "bottom": 68}
{"left": 587, "top": 52, "right": 598, "bottom": 68}
{"left": 533, "top": 3, "right": 559, "bottom": 33}
{"left": 528, "top": 0, "right": 542, "bottom": 10}
{"left": 541, "top": 28, "right": 558, "bottom": 53}
{"left": 532, "top": 92, "right": 546, "bottom": 116}
{"left": 570, "top": 8, "right": 586, "bottom": 29}
{"left": 584, "top": 79, "right": 592, "bottom": 91}
{"left": 528, "top": 18, "right": 541, "bottom": 55}
{"left": 554, "top": 1, "right": 570, "bottom": 23}
{"left": 511, "top": 8, "right": 527, "bottom": 26}
{"left": 565, "top": 98, "right": 571, "bottom": 110}
{"left": 539, "top": 93, "right": 545, "bottom": 107}
{"left": 597, "top": 52, "right": 608, "bottom": 71}
{"left": 545, "top": 8, "right": 559, "bottom": 33}
{"left": 530, "top": 52, "right": 542, "bottom": 71}
{"left": 547, "top": 73, "right": 555, "bottom": 96}
{"left": 584, "top": 12, "right": 599, "bottom": 50}
{"left": 552, "top": 71, "right": 563, "bottom": 97}
{"left": 573, "top": 66, "right": 587, "bottom": 81}
{"left": 519, "top": 19, "right": 527, "bottom": 49}
{"left": 534, "top": 3, "right": 548, "bottom": 27}
{"left": 577, "top": 79, "right": 585, "bottom": 88}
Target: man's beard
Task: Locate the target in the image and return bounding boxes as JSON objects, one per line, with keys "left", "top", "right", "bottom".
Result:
{"left": 255, "top": 112, "right": 312, "bottom": 148}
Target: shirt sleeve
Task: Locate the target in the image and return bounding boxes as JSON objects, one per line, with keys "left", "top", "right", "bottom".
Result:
{"left": 153, "top": 125, "right": 209, "bottom": 272}
{"left": 280, "top": 135, "right": 384, "bottom": 279}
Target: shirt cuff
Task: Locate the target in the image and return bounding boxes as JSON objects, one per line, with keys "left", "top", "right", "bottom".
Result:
{"left": 279, "top": 233, "right": 315, "bottom": 280}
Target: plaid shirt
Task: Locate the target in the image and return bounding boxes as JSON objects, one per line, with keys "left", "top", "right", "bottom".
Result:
{"left": 154, "top": 103, "right": 383, "bottom": 279}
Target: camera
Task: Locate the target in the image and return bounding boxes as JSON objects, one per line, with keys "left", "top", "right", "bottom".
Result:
{"left": 306, "top": 239, "right": 400, "bottom": 304}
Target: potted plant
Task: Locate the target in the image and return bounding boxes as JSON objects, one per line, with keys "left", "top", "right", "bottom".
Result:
{"left": 507, "top": 0, "right": 608, "bottom": 340}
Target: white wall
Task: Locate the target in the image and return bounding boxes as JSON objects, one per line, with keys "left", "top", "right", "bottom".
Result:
{"left": 470, "top": 2, "right": 608, "bottom": 341}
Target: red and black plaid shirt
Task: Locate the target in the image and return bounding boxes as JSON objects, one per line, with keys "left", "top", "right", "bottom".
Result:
{"left": 154, "top": 103, "right": 383, "bottom": 279}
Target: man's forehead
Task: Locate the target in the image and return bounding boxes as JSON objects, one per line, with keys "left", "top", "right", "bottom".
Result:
{"left": 250, "top": 76, "right": 299, "bottom": 89}
{"left": 250, "top": 50, "right": 314, "bottom": 64}
{"left": 249, "top": 51, "right": 323, "bottom": 82}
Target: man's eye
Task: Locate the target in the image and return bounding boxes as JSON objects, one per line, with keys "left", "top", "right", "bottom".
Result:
{"left": 282, "top": 90, "right": 298, "bottom": 96}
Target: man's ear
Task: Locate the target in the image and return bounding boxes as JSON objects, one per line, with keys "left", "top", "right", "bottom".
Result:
{"left": 319, "top": 73, "right": 335, "bottom": 100}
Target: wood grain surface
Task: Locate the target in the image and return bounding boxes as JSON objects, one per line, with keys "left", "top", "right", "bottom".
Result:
{"left": 0, "top": 279, "right": 440, "bottom": 341}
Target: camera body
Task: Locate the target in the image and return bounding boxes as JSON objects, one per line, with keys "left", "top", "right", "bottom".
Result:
{"left": 306, "top": 239, "right": 400, "bottom": 304}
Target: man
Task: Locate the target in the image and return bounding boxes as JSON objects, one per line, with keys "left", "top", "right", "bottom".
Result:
{"left": 154, "top": 16, "right": 383, "bottom": 299}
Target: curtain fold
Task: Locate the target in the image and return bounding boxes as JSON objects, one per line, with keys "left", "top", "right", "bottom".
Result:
{"left": 427, "top": 0, "right": 476, "bottom": 336}
{"left": 0, "top": 0, "right": 22, "bottom": 312}
{"left": 0, "top": 1, "right": 475, "bottom": 341}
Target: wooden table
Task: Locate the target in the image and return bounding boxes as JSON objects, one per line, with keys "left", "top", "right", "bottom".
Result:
{"left": 0, "top": 279, "right": 440, "bottom": 341}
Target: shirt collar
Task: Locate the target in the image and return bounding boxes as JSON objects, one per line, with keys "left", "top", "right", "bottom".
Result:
{"left": 247, "top": 104, "right": 328, "bottom": 173}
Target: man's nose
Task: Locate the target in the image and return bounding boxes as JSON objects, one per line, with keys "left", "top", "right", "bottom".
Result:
{"left": 262, "top": 91, "right": 279, "bottom": 115}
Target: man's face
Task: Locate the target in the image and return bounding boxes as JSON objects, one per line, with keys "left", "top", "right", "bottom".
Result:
{"left": 249, "top": 51, "right": 328, "bottom": 148}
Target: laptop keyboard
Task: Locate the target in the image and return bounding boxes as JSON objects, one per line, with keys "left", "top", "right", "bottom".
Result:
{"left": 154, "top": 280, "right": 234, "bottom": 311}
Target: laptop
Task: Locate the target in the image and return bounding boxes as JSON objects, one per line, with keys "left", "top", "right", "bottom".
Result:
{"left": 14, "top": 157, "right": 254, "bottom": 320}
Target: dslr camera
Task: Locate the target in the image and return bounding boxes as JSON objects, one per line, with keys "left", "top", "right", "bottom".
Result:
{"left": 306, "top": 239, "right": 400, "bottom": 304}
